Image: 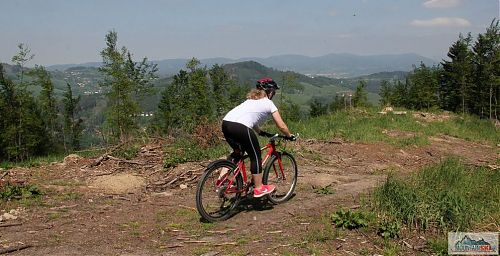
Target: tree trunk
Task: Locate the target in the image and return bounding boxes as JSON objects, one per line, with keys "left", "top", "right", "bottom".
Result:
{"left": 490, "top": 85, "right": 493, "bottom": 120}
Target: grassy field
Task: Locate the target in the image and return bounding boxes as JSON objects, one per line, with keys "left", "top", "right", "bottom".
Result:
{"left": 289, "top": 108, "right": 500, "bottom": 147}
{"left": 374, "top": 158, "right": 500, "bottom": 232}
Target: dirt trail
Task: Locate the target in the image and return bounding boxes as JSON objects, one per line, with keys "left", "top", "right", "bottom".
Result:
{"left": 0, "top": 136, "right": 497, "bottom": 255}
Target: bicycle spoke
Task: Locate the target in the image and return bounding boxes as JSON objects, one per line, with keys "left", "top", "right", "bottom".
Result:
{"left": 263, "top": 153, "right": 298, "bottom": 203}
{"left": 196, "top": 160, "right": 242, "bottom": 221}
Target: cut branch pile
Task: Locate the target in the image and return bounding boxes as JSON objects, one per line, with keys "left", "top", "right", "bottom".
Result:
{"left": 148, "top": 164, "right": 206, "bottom": 191}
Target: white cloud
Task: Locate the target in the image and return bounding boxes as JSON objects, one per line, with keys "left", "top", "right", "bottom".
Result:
{"left": 410, "top": 17, "right": 471, "bottom": 27}
{"left": 423, "top": 0, "right": 461, "bottom": 8}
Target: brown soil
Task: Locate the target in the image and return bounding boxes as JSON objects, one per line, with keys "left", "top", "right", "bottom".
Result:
{"left": 0, "top": 136, "right": 497, "bottom": 255}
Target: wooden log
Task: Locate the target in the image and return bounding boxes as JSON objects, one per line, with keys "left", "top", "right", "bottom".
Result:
{"left": 0, "top": 244, "right": 32, "bottom": 254}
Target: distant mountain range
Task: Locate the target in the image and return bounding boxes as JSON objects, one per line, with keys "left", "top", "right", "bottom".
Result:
{"left": 46, "top": 53, "right": 436, "bottom": 78}
{"left": 2, "top": 59, "right": 408, "bottom": 101}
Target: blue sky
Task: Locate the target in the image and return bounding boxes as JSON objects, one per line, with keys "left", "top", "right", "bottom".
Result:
{"left": 0, "top": 0, "right": 498, "bottom": 65}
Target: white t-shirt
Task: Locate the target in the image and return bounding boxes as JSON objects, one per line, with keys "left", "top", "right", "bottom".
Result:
{"left": 223, "top": 98, "right": 278, "bottom": 128}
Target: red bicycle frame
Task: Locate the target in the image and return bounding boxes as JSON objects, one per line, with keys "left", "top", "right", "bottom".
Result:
{"left": 223, "top": 138, "right": 282, "bottom": 195}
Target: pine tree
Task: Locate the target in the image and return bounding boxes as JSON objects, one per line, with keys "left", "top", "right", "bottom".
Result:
{"left": 98, "top": 30, "right": 157, "bottom": 141}
{"left": 309, "top": 97, "right": 328, "bottom": 117}
{"left": 0, "top": 64, "right": 13, "bottom": 160}
{"left": 440, "top": 33, "right": 473, "bottom": 114}
{"left": 186, "top": 58, "right": 212, "bottom": 125}
{"left": 397, "top": 79, "right": 411, "bottom": 108}
{"left": 352, "top": 81, "right": 369, "bottom": 108}
{"left": 11, "top": 43, "right": 34, "bottom": 87}
{"left": 156, "top": 70, "right": 189, "bottom": 133}
{"left": 209, "top": 64, "right": 231, "bottom": 117}
{"left": 0, "top": 46, "right": 48, "bottom": 161}
{"left": 330, "top": 94, "right": 345, "bottom": 112}
{"left": 379, "top": 80, "right": 393, "bottom": 106}
{"left": 471, "top": 19, "right": 500, "bottom": 119}
{"left": 29, "top": 65, "right": 59, "bottom": 148}
{"left": 407, "top": 63, "right": 440, "bottom": 109}
{"left": 62, "top": 83, "right": 82, "bottom": 151}
{"left": 0, "top": 64, "right": 47, "bottom": 161}
{"left": 280, "top": 73, "right": 303, "bottom": 121}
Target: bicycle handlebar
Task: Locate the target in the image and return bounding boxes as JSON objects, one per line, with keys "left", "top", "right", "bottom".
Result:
{"left": 269, "top": 133, "right": 299, "bottom": 141}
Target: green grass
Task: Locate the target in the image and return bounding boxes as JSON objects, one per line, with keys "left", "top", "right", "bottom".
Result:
{"left": 373, "top": 158, "right": 500, "bottom": 232}
{"left": 0, "top": 153, "right": 66, "bottom": 169}
{"left": 427, "top": 238, "right": 448, "bottom": 255}
{"left": 0, "top": 147, "right": 105, "bottom": 169}
{"left": 305, "top": 214, "right": 340, "bottom": 243}
{"left": 288, "top": 108, "right": 499, "bottom": 147}
{"left": 163, "top": 137, "right": 227, "bottom": 168}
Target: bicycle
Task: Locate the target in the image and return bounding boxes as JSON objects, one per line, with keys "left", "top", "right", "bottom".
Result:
{"left": 195, "top": 134, "right": 298, "bottom": 222}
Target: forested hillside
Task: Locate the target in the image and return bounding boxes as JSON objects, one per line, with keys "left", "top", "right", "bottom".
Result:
{"left": 46, "top": 53, "right": 435, "bottom": 78}
{"left": 0, "top": 20, "right": 499, "bottom": 162}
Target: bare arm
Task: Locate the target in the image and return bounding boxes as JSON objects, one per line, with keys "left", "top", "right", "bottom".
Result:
{"left": 271, "top": 111, "right": 292, "bottom": 137}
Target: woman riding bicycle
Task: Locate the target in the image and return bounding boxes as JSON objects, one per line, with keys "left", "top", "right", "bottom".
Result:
{"left": 222, "top": 77, "right": 296, "bottom": 198}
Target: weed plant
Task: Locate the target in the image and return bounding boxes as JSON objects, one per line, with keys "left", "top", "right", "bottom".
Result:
{"left": 0, "top": 183, "right": 42, "bottom": 201}
{"left": 331, "top": 208, "right": 373, "bottom": 230}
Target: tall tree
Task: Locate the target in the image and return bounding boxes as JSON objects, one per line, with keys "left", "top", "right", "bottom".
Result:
{"left": 0, "top": 63, "right": 47, "bottom": 161}
{"left": 440, "top": 33, "right": 473, "bottom": 114}
{"left": 156, "top": 70, "right": 189, "bottom": 133}
{"left": 352, "top": 81, "right": 369, "bottom": 107}
{"left": 29, "top": 65, "right": 59, "bottom": 147}
{"left": 11, "top": 43, "right": 34, "bottom": 86}
{"left": 186, "top": 58, "right": 212, "bottom": 125}
{"left": 330, "top": 94, "right": 345, "bottom": 112}
{"left": 471, "top": 19, "right": 500, "bottom": 119}
{"left": 280, "top": 73, "right": 303, "bottom": 121}
{"left": 62, "top": 83, "right": 82, "bottom": 151}
{"left": 209, "top": 64, "right": 231, "bottom": 117}
{"left": 407, "top": 63, "right": 440, "bottom": 109}
{"left": 98, "top": 30, "right": 157, "bottom": 141}
{"left": 309, "top": 97, "right": 328, "bottom": 117}
{"left": 0, "top": 64, "right": 15, "bottom": 160}
{"left": 379, "top": 80, "right": 393, "bottom": 106}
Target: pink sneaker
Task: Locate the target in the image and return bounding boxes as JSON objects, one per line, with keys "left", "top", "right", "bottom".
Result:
{"left": 253, "top": 184, "right": 276, "bottom": 198}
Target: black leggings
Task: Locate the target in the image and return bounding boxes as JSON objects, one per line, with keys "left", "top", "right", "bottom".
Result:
{"left": 222, "top": 121, "right": 262, "bottom": 174}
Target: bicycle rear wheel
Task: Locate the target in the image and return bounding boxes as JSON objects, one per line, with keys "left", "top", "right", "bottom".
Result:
{"left": 195, "top": 160, "right": 243, "bottom": 222}
{"left": 262, "top": 152, "right": 298, "bottom": 204}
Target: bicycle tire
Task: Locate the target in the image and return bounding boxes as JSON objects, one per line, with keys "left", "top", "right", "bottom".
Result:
{"left": 195, "top": 159, "right": 243, "bottom": 222}
{"left": 262, "top": 152, "right": 298, "bottom": 204}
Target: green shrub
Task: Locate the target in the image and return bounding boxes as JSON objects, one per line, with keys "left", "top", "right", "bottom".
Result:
{"left": 331, "top": 209, "right": 370, "bottom": 230}
{"left": 0, "top": 183, "right": 42, "bottom": 201}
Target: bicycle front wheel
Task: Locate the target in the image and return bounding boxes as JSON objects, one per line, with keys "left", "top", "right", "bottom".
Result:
{"left": 262, "top": 152, "right": 298, "bottom": 204}
{"left": 195, "top": 160, "right": 243, "bottom": 222}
